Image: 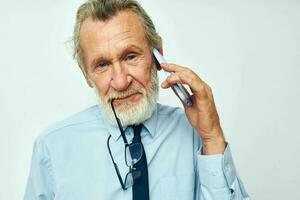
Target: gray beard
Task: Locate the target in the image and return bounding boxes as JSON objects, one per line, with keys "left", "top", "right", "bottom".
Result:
{"left": 95, "top": 67, "right": 158, "bottom": 127}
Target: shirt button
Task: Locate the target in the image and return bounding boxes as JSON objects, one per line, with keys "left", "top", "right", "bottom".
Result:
{"left": 210, "top": 170, "right": 218, "bottom": 176}
{"left": 225, "top": 164, "right": 231, "bottom": 172}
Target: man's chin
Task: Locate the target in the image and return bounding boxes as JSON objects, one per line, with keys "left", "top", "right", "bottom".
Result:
{"left": 113, "top": 99, "right": 141, "bottom": 113}
{"left": 118, "top": 103, "right": 155, "bottom": 126}
{"left": 99, "top": 95, "right": 156, "bottom": 127}
{"left": 113, "top": 98, "right": 147, "bottom": 124}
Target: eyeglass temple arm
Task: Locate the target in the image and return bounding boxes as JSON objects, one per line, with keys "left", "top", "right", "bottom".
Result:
{"left": 110, "top": 100, "right": 128, "bottom": 144}
{"left": 106, "top": 135, "right": 127, "bottom": 190}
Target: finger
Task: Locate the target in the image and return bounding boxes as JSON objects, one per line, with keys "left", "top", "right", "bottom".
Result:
{"left": 161, "top": 64, "right": 207, "bottom": 90}
{"left": 160, "top": 63, "right": 187, "bottom": 73}
{"left": 161, "top": 72, "right": 183, "bottom": 89}
{"left": 161, "top": 70, "right": 210, "bottom": 99}
{"left": 179, "top": 71, "right": 211, "bottom": 99}
{"left": 161, "top": 70, "right": 200, "bottom": 89}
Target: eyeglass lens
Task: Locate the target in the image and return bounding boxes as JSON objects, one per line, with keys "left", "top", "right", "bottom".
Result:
{"left": 124, "top": 169, "right": 142, "bottom": 188}
{"left": 125, "top": 143, "right": 143, "bottom": 166}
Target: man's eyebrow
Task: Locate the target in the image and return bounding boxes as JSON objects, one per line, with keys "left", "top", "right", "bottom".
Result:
{"left": 91, "top": 56, "right": 108, "bottom": 68}
{"left": 119, "top": 45, "right": 144, "bottom": 59}
{"left": 123, "top": 44, "right": 144, "bottom": 52}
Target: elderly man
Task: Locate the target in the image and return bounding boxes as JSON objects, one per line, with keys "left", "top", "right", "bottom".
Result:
{"left": 24, "top": 0, "right": 250, "bottom": 199}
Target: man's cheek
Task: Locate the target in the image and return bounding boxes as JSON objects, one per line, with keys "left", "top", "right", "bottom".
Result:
{"left": 144, "top": 73, "right": 153, "bottom": 87}
{"left": 94, "top": 79, "right": 110, "bottom": 96}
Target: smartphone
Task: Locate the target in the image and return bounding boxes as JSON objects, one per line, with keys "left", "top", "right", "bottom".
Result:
{"left": 152, "top": 48, "right": 193, "bottom": 107}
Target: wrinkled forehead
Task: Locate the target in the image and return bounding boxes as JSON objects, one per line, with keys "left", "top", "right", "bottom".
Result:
{"left": 79, "top": 10, "right": 149, "bottom": 56}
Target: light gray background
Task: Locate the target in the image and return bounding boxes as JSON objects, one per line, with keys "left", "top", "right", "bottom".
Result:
{"left": 1, "top": 0, "right": 299, "bottom": 199}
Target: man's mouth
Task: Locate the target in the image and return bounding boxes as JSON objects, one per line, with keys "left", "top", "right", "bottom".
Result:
{"left": 111, "top": 93, "right": 142, "bottom": 106}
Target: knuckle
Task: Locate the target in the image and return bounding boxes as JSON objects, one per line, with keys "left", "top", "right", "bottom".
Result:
{"left": 186, "top": 69, "right": 193, "bottom": 76}
{"left": 198, "top": 83, "right": 205, "bottom": 91}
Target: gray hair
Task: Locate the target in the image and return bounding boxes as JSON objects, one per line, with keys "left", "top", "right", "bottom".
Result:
{"left": 73, "top": 0, "right": 162, "bottom": 72}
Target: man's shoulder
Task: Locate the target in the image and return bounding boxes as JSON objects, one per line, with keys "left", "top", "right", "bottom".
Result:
{"left": 36, "top": 105, "right": 102, "bottom": 142}
{"left": 157, "top": 103, "right": 185, "bottom": 117}
{"left": 156, "top": 103, "right": 195, "bottom": 136}
{"left": 156, "top": 103, "right": 188, "bottom": 124}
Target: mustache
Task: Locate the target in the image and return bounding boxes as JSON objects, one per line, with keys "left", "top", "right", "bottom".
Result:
{"left": 105, "top": 86, "right": 145, "bottom": 103}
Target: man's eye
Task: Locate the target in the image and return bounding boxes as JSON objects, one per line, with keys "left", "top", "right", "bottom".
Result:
{"left": 97, "top": 62, "right": 108, "bottom": 68}
{"left": 126, "top": 54, "right": 137, "bottom": 61}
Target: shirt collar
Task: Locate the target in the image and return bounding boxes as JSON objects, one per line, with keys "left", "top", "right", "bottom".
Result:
{"left": 142, "top": 105, "right": 158, "bottom": 139}
{"left": 97, "top": 104, "right": 158, "bottom": 142}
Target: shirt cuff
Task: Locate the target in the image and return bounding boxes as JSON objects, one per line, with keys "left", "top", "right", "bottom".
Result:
{"left": 197, "top": 144, "right": 237, "bottom": 189}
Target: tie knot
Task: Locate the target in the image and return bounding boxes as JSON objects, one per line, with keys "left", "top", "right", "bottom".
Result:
{"left": 131, "top": 124, "right": 143, "bottom": 142}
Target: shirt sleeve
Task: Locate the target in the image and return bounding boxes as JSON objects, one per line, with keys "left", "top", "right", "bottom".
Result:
{"left": 196, "top": 144, "right": 250, "bottom": 200}
{"left": 24, "top": 138, "right": 55, "bottom": 200}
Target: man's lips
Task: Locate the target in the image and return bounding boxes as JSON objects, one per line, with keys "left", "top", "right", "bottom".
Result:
{"left": 111, "top": 92, "right": 141, "bottom": 102}
{"left": 117, "top": 93, "right": 136, "bottom": 100}
{"left": 111, "top": 93, "right": 142, "bottom": 105}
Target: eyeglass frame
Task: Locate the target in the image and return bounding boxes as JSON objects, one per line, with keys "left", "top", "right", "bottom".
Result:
{"left": 106, "top": 100, "right": 144, "bottom": 190}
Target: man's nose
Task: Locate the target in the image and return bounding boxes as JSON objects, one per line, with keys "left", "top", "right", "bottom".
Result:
{"left": 110, "top": 63, "right": 132, "bottom": 91}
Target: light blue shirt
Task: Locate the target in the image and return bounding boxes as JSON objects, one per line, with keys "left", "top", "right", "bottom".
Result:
{"left": 24, "top": 103, "right": 250, "bottom": 200}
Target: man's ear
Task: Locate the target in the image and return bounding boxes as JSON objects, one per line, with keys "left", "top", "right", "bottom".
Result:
{"left": 158, "top": 47, "right": 163, "bottom": 56}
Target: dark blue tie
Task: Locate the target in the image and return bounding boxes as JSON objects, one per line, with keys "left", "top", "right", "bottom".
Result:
{"left": 131, "top": 124, "right": 149, "bottom": 200}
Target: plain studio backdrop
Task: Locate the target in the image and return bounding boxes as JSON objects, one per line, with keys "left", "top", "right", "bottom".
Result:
{"left": 0, "top": 0, "right": 299, "bottom": 199}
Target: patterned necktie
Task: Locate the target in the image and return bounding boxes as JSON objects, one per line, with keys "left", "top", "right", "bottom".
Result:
{"left": 131, "top": 124, "right": 149, "bottom": 200}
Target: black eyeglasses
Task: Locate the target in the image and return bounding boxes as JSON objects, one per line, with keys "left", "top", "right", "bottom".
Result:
{"left": 106, "top": 100, "right": 143, "bottom": 190}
